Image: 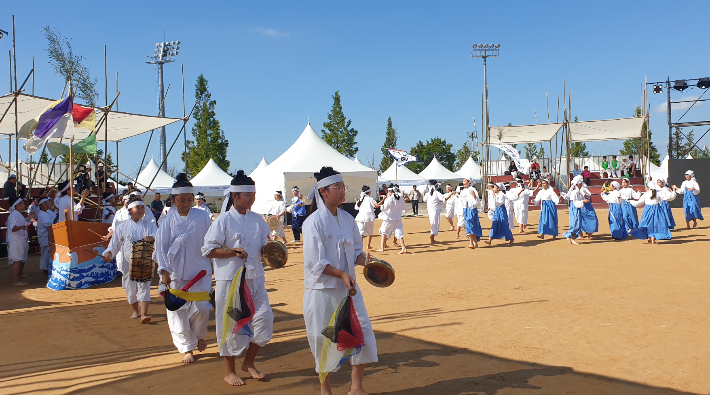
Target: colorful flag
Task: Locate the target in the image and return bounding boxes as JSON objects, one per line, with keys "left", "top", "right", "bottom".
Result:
{"left": 387, "top": 148, "right": 417, "bottom": 166}
{"left": 23, "top": 96, "right": 74, "bottom": 155}
{"left": 20, "top": 97, "right": 95, "bottom": 153}
{"left": 46, "top": 133, "right": 98, "bottom": 157}
{"left": 219, "top": 266, "right": 255, "bottom": 351}
{"left": 318, "top": 294, "right": 365, "bottom": 383}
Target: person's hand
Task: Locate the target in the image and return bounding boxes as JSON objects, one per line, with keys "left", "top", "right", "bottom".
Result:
{"left": 232, "top": 247, "right": 248, "bottom": 259}
{"left": 340, "top": 271, "right": 355, "bottom": 289}
{"left": 583, "top": 199, "right": 589, "bottom": 204}
{"left": 160, "top": 271, "right": 171, "bottom": 286}
{"left": 81, "top": 189, "right": 90, "bottom": 198}
{"left": 101, "top": 230, "right": 113, "bottom": 241}
{"left": 27, "top": 212, "right": 36, "bottom": 219}
{"left": 142, "top": 236, "right": 155, "bottom": 242}
{"left": 102, "top": 252, "right": 112, "bottom": 262}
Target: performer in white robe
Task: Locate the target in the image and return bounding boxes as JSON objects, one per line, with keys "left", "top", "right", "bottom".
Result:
{"left": 376, "top": 185, "right": 407, "bottom": 254}
{"left": 203, "top": 170, "right": 273, "bottom": 386}
{"left": 302, "top": 166, "right": 376, "bottom": 395}
{"left": 35, "top": 197, "right": 56, "bottom": 276}
{"left": 672, "top": 170, "right": 703, "bottom": 229}
{"left": 54, "top": 181, "right": 89, "bottom": 222}
{"left": 103, "top": 196, "right": 158, "bottom": 324}
{"left": 503, "top": 182, "right": 516, "bottom": 230}
{"left": 102, "top": 193, "right": 116, "bottom": 224}
{"left": 443, "top": 185, "right": 457, "bottom": 231}
{"left": 423, "top": 179, "right": 445, "bottom": 243}
{"left": 7, "top": 197, "right": 35, "bottom": 286}
{"left": 354, "top": 186, "right": 377, "bottom": 250}
{"left": 486, "top": 183, "right": 496, "bottom": 220}
{"left": 154, "top": 174, "right": 213, "bottom": 363}
{"left": 267, "top": 191, "right": 287, "bottom": 242}
{"left": 508, "top": 178, "right": 534, "bottom": 233}
{"left": 455, "top": 184, "right": 466, "bottom": 239}
{"left": 194, "top": 192, "right": 215, "bottom": 220}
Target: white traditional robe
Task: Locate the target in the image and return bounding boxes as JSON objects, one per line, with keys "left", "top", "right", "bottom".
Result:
{"left": 6, "top": 210, "right": 30, "bottom": 262}
{"left": 154, "top": 207, "right": 213, "bottom": 353}
{"left": 378, "top": 194, "right": 399, "bottom": 239}
{"left": 508, "top": 186, "right": 533, "bottom": 225}
{"left": 503, "top": 190, "right": 515, "bottom": 229}
{"left": 455, "top": 191, "right": 466, "bottom": 227}
{"left": 302, "top": 206, "right": 377, "bottom": 373}
{"left": 423, "top": 189, "right": 444, "bottom": 235}
{"left": 54, "top": 194, "right": 84, "bottom": 222}
{"left": 103, "top": 206, "right": 116, "bottom": 224}
{"left": 36, "top": 209, "right": 57, "bottom": 271}
{"left": 444, "top": 192, "right": 456, "bottom": 219}
{"left": 202, "top": 207, "right": 273, "bottom": 356}
{"left": 486, "top": 189, "right": 496, "bottom": 220}
{"left": 355, "top": 194, "right": 377, "bottom": 236}
{"left": 619, "top": 187, "right": 642, "bottom": 201}
{"left": 676, "top": 180, "right": 701, "bottom": 196}
{"left": 194, "top": 202, "right": 214, "bottom": 220}
{"left": 104, "top": 215, "right": 158, "bottom": 304}
{"left": 267, "top": 199, "right": 286, "bottom": 239}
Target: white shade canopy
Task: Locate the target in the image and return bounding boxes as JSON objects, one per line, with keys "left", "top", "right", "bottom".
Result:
{"left": 455, "top": 156, "right": 483, "bottom": 182}
{"left": 378, "top": 161, "right": 426, "bottom": 186}
{"left": 569, "top": 117, "right": 645, "bottom": 142}
{"left": 0, "top": 93, "right": 181, "bottom": 141}
{"left": 418, "top": 156, "right": 463, "bottom": 181}
{"left": 190, "top": 158, "right": 233, "bottom": 186}
{"left": 135, "top": 159, "right": 175, "bottom": 192}
{"left": 249, "top": 157, "right": 269, "bottom": 176}
{"left": 490, "top": 123, "right": 564, "bottom": 144}
{"left": 250, "top": 123, "right": 378, "bottom": 214}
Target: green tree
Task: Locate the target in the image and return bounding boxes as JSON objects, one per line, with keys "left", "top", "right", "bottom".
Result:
{"left": 620, "top": 106, "right": 661, "bottom": 165}
{"left": 43, "top": 27, "right": 98, "bottom": 107}
{"left": 38, "top": 151, "right": 50, "bottom": 164}
{"left": 455, "top": 142, "right": 480, "bottom": 169}
{"left": 405, "top": 137, "right": 456, "bottom": 174}
{"left": 322, "top": 91, "right": 359, "bottom": 158}
{"left": 378, "top": 117, "right": 398, "bottom": 174}
{"left": 182, "top": 74, "right": 230, "bottom": 176}
{"left": 524, "top": 143, "right": 545, "bottom": 159}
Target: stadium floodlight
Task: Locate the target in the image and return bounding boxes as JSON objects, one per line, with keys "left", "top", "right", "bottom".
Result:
{"left": 673, "top": 80, "right": 688, "bottom": 91}
{"left": 653, "top": 84, "right": 663, "bottom": 94}
{"left": 0, "top": 28, "right": 7, "bottom": 41}
{"left": 697, "top": 78, "right": 710, "bottom": 90}
{"left": 146, "top": 40, "right": 181, "bottom": 171}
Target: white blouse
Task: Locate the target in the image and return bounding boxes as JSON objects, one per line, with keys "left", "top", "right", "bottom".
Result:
{"left": 534, "top": 187, "right": 560, "bottom": 204}
{"left": 676, "top": 180, "right": 700, "bottom": 195}
{"left": 619, "top": 187, "right": 641, "bottom": 201}
{"left": 355, "top": 194, "right": 377, "bottom": 223}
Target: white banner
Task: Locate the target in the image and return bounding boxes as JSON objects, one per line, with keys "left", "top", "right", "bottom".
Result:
{"left": 388, "top": 148, "right": 417, "bottom": 166}
{"left": 492, "top": 144, "right": 526, "bottom": 172}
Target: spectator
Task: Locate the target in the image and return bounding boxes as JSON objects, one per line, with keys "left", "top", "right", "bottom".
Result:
{"left": 582, "top": 166, "right": 591, "bottom": 185}
{"left": 408, "top": 186, "right": 422, "bottom": 216}
{"left": 541, "top": 166, "right": 551, "bottom": 180}
{"left": 150, "top": 193, "right": 164, "bottom": 221}
{"left": 379, "top": 183, "right": 388, "bottom": 201}
{"left": 600, "top": 156, "right": 610, "bottom": 178}
{"left": 2, "top": 175, "right": 26, "bottom": 199}
{"left": 627, "top": 155, "right": 636, "bottom": 177}
{"left": 506, "top": 160, "right": 519, "bottom": 178}
{"left": 96, "top": 163, "right": 108, "bottom": 189}
{"left": 529, "top": 157, "right": 541, "bottom": 180}
{"left": 572, "top": 164, "right": 582, "bottom": 178}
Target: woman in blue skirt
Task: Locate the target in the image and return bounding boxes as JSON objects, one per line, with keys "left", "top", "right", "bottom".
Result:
{"left": 579, "top": 181, "right": 599, "bottom": 238}
{"left": 629, "top": 184, "right": 677, "bottom": 244}
{"left": 484, "top": 183, "right": 514, "bottom": 246}
{"left": 673, "top": 170, "right": 703, "bottom": 229}
{"left": 563, "top": 176, "right": 589, "bottom": 245}
{"left": 654, "top": 179, "right": 676, "bottom": 229}
{"left": 618, "top": 178, "right": 641, "bottom": 231}
{"left": 460, "top": 177, "right": 482, "bottom": 249}
{"left": 601, "top": 181, "right": 628, "bottom": 240}
{"left": 533, "top": 179, "right": 560, "bottom": 239}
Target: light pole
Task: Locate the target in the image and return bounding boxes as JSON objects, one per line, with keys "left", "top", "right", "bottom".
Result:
{"left": 471, "top": 43, "right": 499, "bottom": 201}
{"left": 146, "top": 41, "right": 180, "bottom": 171}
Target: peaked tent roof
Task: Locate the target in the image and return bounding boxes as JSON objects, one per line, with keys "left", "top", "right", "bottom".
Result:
{"left": 135, "top": 159, "right": 175, "bottom": 192}
{"left": 251, "top": 124, "right": 378, "bottom": 213}
{"left": 190, "top": 158, "right": 233, "bottom": 186}
{"left": 353, "top": 156, "right": 361, "bottom": 164}
{"left": 378, "top": 162, "right": 426, "bottom": 186}
{"left": 455, "top": 156, "right": 483, "bottom": 182}
{"left": 249, "top": 157, "right": 269, "bottom": 176}
{"left": 418, "top": 156, "right": 463, "bottom": 181}
{"left": 0, "top": 93, "right": 181, "bottom": 141}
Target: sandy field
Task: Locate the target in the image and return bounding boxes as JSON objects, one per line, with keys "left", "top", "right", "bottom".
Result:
{"left": 1, "top": 207, "right": 708, "bottom": 395}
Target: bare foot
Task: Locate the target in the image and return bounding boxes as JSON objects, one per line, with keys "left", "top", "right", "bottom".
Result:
{"left": 241, "top": 363, "right": 265, "bottom": 380}
{"left": 551, "top": 236, "right": 556, "bottom": 240}
{"left": 484, "top": 239, "right": 491, "bottom": 245}
{"left": 12, "top": 281, "right": 30, "bottom": 286}
{"left": 567, "top": 237, "right": 579, "bottom": 245}
{"left": 141, "top": 315, "right": 151, "bottom": 324}
{"left": 536, "top": 235, "right": 544, "bottom": 239}
{"left": 647, "top": 239, "right": 652, "bottom": 244}
{"left": 455, "top": 236, "right": 463, "bottom": 239}
{"left": 183, "top": 351, "right": 195, "bottom": 363}
{"left": 224, "top": 372, "right": 246, "bottom": 386}
{"left": 374, "top": 249, "right": 384, "bottom": 252}
{"left": 130, "top": 311, "right": 139, "bottom": 319}
{"left": 197, "top": 339, "right": 207, "bottom": 352}
{"left": 467, "top": 245, "right": 476, "bottom": 249}
{"left": 519, "top": 229, "right": 525, "bottom": 234}
{"left": 448, "top": 227, "right": 455, "bottom": 231}
{"left": 397, "top": 249, "right": 407, "bottom": 254}
{"left": 393, "top": 241, "right": 400, "bottom": 247}
{"left": 348, "top": 388, "right": 369, "bottom": 395}
{"left": 508, "top": 239, "right": 514, "bottom": 244}
{"left": 367, "top": 245, "right": 373, "bottom": 250}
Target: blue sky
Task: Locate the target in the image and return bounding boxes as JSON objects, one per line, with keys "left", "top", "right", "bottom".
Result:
{"left": 3, "top": 0, "right": 710, "bottom": 177}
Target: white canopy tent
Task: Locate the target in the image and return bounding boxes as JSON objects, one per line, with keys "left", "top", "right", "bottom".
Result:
{"left": 418, "top": 157, "right": 463, "bottom": 182}
{"left": 250, "top": 123, "right": 378, "bottom": 214}
{"left": 378, "top": 162, "right": 426, "bottom": 186}
{"left": 135, "top": 159, "right": 175, "bottom": 194}
{"left": 190, "top": 158, "right": 233, "bottom": 196}
{"left": 0, "top": 93, "right": 181, "bottom": 142}
{"left": 490, "top": 123, "right": 564, "bottom": 145}
{"left": 568, "top": 117, "right": 645, "bottom": 142}
{"left": 354, "top": 156, "right": 362, "bottom": 164}
{"left": 455, "top": 156, "right": 483, "bottom": 183}
{"left": 249, "top": 157, "right": 269, "bottom": 176}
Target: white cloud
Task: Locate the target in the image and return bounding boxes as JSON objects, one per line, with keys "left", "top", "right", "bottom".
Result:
{"left": 653, "top": 95, "right": 704, "bottom": 113}
{"left": 254, "top": 28, "right": 291, "bottom": 38}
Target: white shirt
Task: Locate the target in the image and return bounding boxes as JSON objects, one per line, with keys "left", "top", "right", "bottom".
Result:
{"left": 6, "top": 210, "right": 29, "bottom": 242}
{"left": 103, "top": 206, "right": 116, "bottom": 224}
{"left": 566, "top": 187, "right": 586, "bottom": 209}
{"left": 492, "top": 191, "right": 507, "bottom": 208}
{"left": 423, "top": 189, "right": 444, "bottom": 213}
{"left": 154, "top": 207, "right": 213, "bottom": 282}
{"left": 105, "top": 215, "right": 158, "bottom": 274}
{"left": 378, "top": 194, "right": 397, "bottom": 221}
{"left": 194, "top": 202, "right": 214, "bottom": 219}
{"left": 267, "top": 199, "right": 286, "bottom": 224}
{"left": 534, "top": 188, "right": 560, "bottom": 204}
{"left": 619, "top": 187, "right": 641, "bottom": 201}
{"left": 444, "top": 191, "right": 457, "bottom": 212}
{"left": 355, "top": 194, "right": 377, "bottom": 223}
{"left": 36, "top": 210, "right": 57, "bottom": 246}
{"left": 630, "top": 189, "right": 677, "bottom": 207}
{"left": 601, "top": 190, "right": 622, "bottom": 205}
{"left": 459, "top": 187, "right": 480, "bottom": 209}
{"left": 202, "top": 208, "right": 270, "bottom": 280}
{"left": 302, "top": 206, "right": 364, "bottom": 290}
{"left": 54, "top": 194, "right": 84, "bottom": 222}
{"left": 508, "top": 186, "right": 533, "bottom": 208}
{"left": 677, "top": 180, "right": 700, "bottom": 195}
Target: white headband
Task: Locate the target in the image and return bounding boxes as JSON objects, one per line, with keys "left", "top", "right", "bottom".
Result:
{"left": 316, "top": 174, "right": 344, "bottom": 189}
{"left": 129, "top": 191, "right": 142, "bottom": 197}
{"left": 223, "top": 188, "right": 231, "bottom": 196}
{"left": 172, "top": 186, "right": 194, "bottom": 195}
{"left": 59, "top": 183, "right": 70, "bottom": 193}
{"left": 685, "top": 170, "right": 694, "bottom": 176}
{"left": 274, "top": 191, "right": 282, "bottom": 196}
{"left": 102, "top": 194, "right": 114, "bottom": 204}
{"left": 292, "top": 187, "right": 299, "bottom": 191}
{"left": 362, "top": 187, "right": 371, "bottom": 194}
{"left": 610, "top": 181, "right": 621, "bottom": 190}
{"left": 122, "top": 195, "right": 130, "bottom": 201}
{"left": 195, "top": 193, "right": 205, "bottom": 199}
{"left": 40, "top": 197, "right": 51, "bottom": 205}
{"left": 229, "top": 185, "right": 256, "bottom": 193}
{"left": 10, "top": 198, "right": 22, "bottom": 211}
{"left": 127, "top": 201, "right": 145, "bottom": 210}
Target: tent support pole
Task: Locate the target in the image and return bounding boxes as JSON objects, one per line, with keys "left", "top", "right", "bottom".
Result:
{"left": 116, "top": 141, "right": 119, "bottom": 189}
{"left": 145, "top": 102, "right": 197, "bottom": 191}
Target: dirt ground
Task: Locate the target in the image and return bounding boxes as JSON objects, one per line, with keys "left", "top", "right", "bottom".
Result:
{"left": 1, "top": 207, "right": 708, "bottom": 395}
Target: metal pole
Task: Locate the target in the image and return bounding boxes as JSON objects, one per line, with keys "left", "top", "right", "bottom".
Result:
{"left": 104, "top": 45, "right": 108, "bottom": 198}
{"left": 116, "top": 141, "right": 119, "bottom": 191}
{"left": 667, "top": 78, "right": 672, "bottom": 159}
{"left": 12, "top": 16, "right": 17, "bottom": 91}
{"left": 12, "top": 16, "right": 19, "bottom": 194}
{"left": 159, "top": 62, "right": 167, "bottom": 171}
{"left": 32, "top": 56, "right": 34, "bottom": 95}
{"left": 182, "top": 63, "right": 187, "bottom": 173}
{"left": 8, "top": 50, "right": 12, "bottom": 176}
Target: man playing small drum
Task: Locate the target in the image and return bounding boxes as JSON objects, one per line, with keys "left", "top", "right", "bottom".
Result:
{"left": 103, "top": 196, "right": 158, "bottom": 324}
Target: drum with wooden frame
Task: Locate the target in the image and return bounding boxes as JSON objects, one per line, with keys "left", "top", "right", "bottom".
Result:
{"left": 262, "top": 240, "right": 288, "bottom": 269}
{"left": 363, "top": 257, "right": 395, "bottom": 287}
{"left": 130, "top": 240, "right": 155, "bottom": 282}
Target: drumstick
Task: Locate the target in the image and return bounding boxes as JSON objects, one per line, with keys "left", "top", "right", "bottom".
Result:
{"left": 82, "top": 247, "right": 104, "bottom": 259}
{"left": 87, "top": 228, "right": 105, "bottom": 238}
